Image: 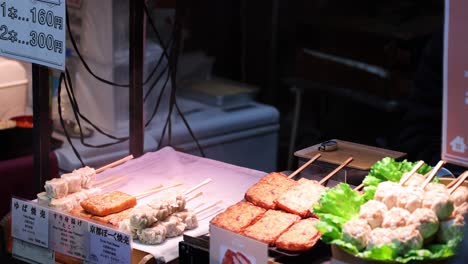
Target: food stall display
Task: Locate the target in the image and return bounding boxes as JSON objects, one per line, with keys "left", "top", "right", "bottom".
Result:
{"left": 313, "top": 157, "right": 467, "bottom": 263}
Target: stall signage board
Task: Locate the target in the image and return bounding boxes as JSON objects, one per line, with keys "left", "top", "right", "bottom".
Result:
{"left": 209, "top": 224, "right": 268, "bottom": 264}
{"left": 87, "top": 223, "right": 132, "bottom": 264}
{"left": 49, "top": 210, "right": 89, "bottom": 260}
{"left": 11, "top": 198, "right": 49, "bottom": 248}
{"left": 442, "top": 0, "right": 468, "bottom": 167}
{"left": 0, "top": 0, "right": 66, "bottom": 70}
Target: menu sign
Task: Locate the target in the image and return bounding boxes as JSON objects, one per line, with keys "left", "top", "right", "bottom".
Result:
{"left": 442, "top": 0, "right": 468, "bottom": 167}
{"left": 49, "top": 210, "right": 89, "bottom": 260}
{"left": 0, "top": 0, "right": 66, "bottom": 70}
{"left": 87, "top": 223, "right": 132, "bottom": 264}
{"left": 11, "top": 198, "right": 49, "bottom": 248}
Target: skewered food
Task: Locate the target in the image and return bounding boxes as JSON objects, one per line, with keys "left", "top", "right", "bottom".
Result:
{"left": 408, "top": 208, "right": 439, "bottom": 239}
{"left": 382, "top": 207, "right": 411, "bottom": 229}
{"left": 91, "top": 208, "right": 135, "bottom": 227}
{"left": 210, "top": 201, "right": 266, "bottom": 233}
{"left": 366, "top": 227, "right": 395, "bottom": 250}
{"left": 119, "top": 218, "right": 138, "bottom": 238}
{"left": 402, "top": 173, "right": 425, "bottom": 187}
{"left": 137, "top": 223, "right": 167, "bottom": 245}
{"left": 244, "top": 172, "right": 297, "bottom": 209}
{"left": 73, "top": 166, "right": 96, "bottom": 189}
{"left": 342, "top": 219, "right": 372, "bottom": 251}
{"left": 173, "top": 210, "right": 198, "bottom": 230}
{"left": 44, "top": 178, "right": 69, "bottom": 199}
{"left": 438, "top": 214, "right": 465, "bottom": 243}
{"left": 242, "top": 210, "right": 300, "bottom": 246}
{"left": 396, "top": 186, "right": 424, "bottom": 212}
{"left": 37, "top": 192, "right": 51, "bottom": 206}
{"left": 425, "top": 183, "right": 449, "bottom": 195}
{"left": 422, "top": 191, "right": 454, "bottom": 221}
{"left": 359, "top": 200, "right": 388, "bottom": 229}
{"left": 393, "top": 225, "right": 423, "bottom": 255}
{"left": 49, "top": 195, "right": 77, "bottom": 211}
{"left": 450, "top": 186, "right": 468, "bottom": 207}
{"left": 452, "top": 202, "right": 468, "bottom": 219}
{"left": 60, "top": 173, "right": 82, "bottom": 193}
{"left": 275, "top": 218, "right": 320, "bottom": 251}
{"left": 275, "top": 178, "right": 326, "bottom": 218}
{"left": 80, "top": 191, "right": 137, "bottom": 216}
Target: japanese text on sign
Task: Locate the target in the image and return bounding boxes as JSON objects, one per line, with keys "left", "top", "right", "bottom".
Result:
{"left": 88, "top": 223, "right": 131, "bottom": 264}
{"left": 0, "top": 0, "right": 66, "bottom": 70}
{"left": 11, "top": 198, "right": 49, "bottom": 248}
{"left": 49, "top": 210, "right": 89, "bottom": 260}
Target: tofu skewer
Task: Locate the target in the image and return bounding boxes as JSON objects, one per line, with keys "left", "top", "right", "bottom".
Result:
{"left": 275, "top": 157, "right": 353, "bottom": 218}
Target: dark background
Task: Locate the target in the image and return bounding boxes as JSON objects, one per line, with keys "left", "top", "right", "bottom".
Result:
{"left": 176, "top": 0, "right": 447, "bottom": 171}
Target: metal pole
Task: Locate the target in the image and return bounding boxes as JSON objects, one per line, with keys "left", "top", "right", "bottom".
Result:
{"left": 129, "top": 0, "right": 145, "bottom": 157}
{"left": 32, "top": 64, "right": 50, "bottom": 194}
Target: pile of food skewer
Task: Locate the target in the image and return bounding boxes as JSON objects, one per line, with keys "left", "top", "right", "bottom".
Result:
{"left": 314, "top": 158, "right": 468, "bottom": 263}
{"left": 211, "top": 154, "right": 355, "bottom": 252}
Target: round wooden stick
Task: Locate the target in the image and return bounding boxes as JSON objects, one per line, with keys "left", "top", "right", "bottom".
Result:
{"left": 449, "top": 171, "right": 468, "bottom": 194}
{"left": 183, "top": 178, "right": 212, "bottom": 196}
{"left": 353, "top": 183, "right": 365, "bottom": 191}
{"left": 94, "top": 175, "right": 126, "bottom": 187}
{"left": 399, "top": 160, "right": 425, "bottom": 185}
{"left": 134, "top": 182, "right": 183, "bottom": 199}
{"left": 96, "top": 155, "right": 134, "bottom": 174}
{"left": 319, "top": 157, "right": 353, "bottom": 185}
{"left": 288, "top": 153, "right": 321, "bottom": 179}
{"left": 98, "top": 176, "right": 128, "bottom": 189}
{"left": 420, "top": 160, "right": 446, "bottom": 189}
{"left": 186, "top": 191, "right": 203, "bottom": 202}
{"left": 194, "top": 200, "right": 223, "bottom": 215}
{"left": 198, "top": 208, "right": 225, "bottom": 221}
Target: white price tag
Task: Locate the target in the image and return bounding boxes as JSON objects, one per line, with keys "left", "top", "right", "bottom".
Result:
{"left": 87, "top": 223, "right": 132, "bottom": 264}
{"left": 49, "top": 210, "right": 89, "bottom": 260}
{"left": 11, "top": 198, "right": 49, "bottom": 248}
{"left": 0, "top": 0, "right": 66, "bottom": 70}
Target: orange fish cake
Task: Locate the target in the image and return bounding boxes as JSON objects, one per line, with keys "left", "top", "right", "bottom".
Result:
{"left": 275, "top": 218, "right": 320, "bottom": 251}
{"left": 210, "top": 201, "right": 266, "bottom": 233}
{"left": 80, "top": 191, "right": 137, "bottom": 217}
{"left": 275, "top": 179, "right": 326, "bottom": 218}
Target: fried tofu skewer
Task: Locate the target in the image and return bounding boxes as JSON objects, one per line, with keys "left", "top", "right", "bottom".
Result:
{"left": 288, "top": 153, "right": 321, "bottom": 179}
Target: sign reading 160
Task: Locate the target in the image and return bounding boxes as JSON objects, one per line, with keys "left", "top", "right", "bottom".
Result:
{"left": 29, "top": 30, "right": 63, "bottom": 53}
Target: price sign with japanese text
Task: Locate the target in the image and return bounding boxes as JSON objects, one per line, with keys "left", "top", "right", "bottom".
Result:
{"left": 87, "top": 223, "right": 131, "bottom": 264}
{"left": 0, "top": 0, "right": 65, "bottom": 70}
{"left": 11, "top": 198, "right": 49, "bottom": 248}
{"left": 443, "top": 0, "right": 468, "bottom": 167}
{"left": 49, "top": 210, "right": 89, "bottom": 260}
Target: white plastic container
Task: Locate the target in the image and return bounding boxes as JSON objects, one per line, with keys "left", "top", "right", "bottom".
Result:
{"left": 0, "top": 57, "right": 28, "bottom": 120}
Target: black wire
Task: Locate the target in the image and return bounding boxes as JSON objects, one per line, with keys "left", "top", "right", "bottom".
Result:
{"left": 145, "top": 2, "right": 205, "bottom": 156}
{"left": 64, "top": 68, "right": 129, "bottom": 142}
{"left": 57, "top": 73, "right": 85, "bottom": 167}
{"left": 145, "top": 66, "right": 171, "bottom": 127}
{"left": 65, "top": 8, "right": 164, "bottom": 88}
{"left": 63, "top": 68, "right": 129, "bottom": 148}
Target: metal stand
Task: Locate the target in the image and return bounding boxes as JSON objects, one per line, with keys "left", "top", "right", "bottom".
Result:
{"left": 129, "top": 0, "right": 145, "bottom": 158}
{"left": 32, "top": 64, "right": 50, "bottom": 194}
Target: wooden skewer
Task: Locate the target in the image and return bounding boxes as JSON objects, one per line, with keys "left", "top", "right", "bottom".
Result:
{"left": 186, "top": 191, "right": 203, "bottom": 202}
{"left": 194, "top": 200, "right": 223, "bottom": 215}
{"left": 446, "top": 174, "right": 461, "bottom": 189}
{"left": 399, "top": 160, "right": 425, "bottom": 185}
{"left": 353, "top": 183, "right": 365, "bottom": 191}
{"left": 98, "top": 176, "right": 128, "bottom": 189}
{"left": 420, "top": 160, "right": 446, "bottom": 189}
{"left": 198, "top": 208, "right": 225, "bottom": 221}
{"left": 96, "top": 155, "right": 134, "bottom": 174}
{"left": 134, "top": 182, "right": 183, "bottom": 199}
{"left": 183, "top": 178, "right": 212, "bottom": 196}
{"left": 94, "top": 175, "right": 127, "bottom": 187}
{"left": 319, "top": 157, "right": 353, "bottom": 185}
{"left": 288, "top": 153, "right": 321, "bottom": 179}
{"left": 449, "top": 171, "right": 468, "bottom": 194}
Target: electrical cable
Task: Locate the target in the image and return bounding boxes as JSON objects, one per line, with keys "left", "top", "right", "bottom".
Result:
{"left": 145, "top": 2, "right": 205, "bottom": 157}
{"left": 63, "top": 69, "right": 129, "bottom": 148}
{"left": 57, "top": 73, "right": 85, "bottom": 167}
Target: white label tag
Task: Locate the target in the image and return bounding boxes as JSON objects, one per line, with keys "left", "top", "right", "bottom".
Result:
{"left": 0, "top": 0, "right": 66, "bottom": 70}
{"left": 87, "top": 223, "right": 132, "bottom": 264}
{"left": 11, "top": 198, "right": 49, "bottom": 248}
{"left": 49, "top": 210, "right": 89, "bottom": 260}
{"left": 209, "top": 224, "right": 268, "bottom": 264}
{"left": 12, "top": 238, "right": 54, "bottom": 264}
